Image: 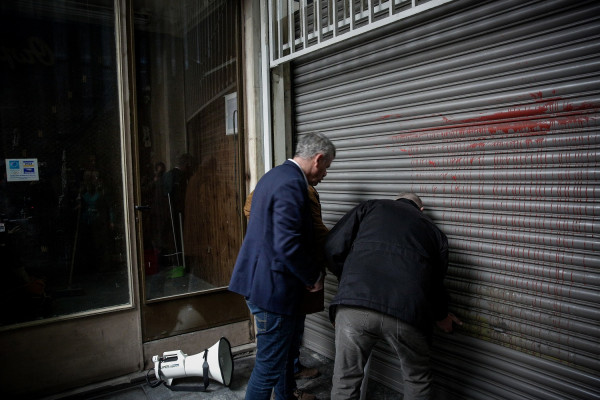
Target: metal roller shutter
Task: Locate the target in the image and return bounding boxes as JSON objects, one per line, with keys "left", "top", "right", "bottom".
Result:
{"left": 292, "top": 0, "right": 600, "bottom": 398}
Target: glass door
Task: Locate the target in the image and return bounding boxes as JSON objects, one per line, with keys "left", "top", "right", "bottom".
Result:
{"left": 133, "top": 0, "right": 249, "bottom": 341}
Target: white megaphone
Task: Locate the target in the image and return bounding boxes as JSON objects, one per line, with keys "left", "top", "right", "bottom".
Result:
{"left": 152, "top": 337, "right": 234, "bottom": 390}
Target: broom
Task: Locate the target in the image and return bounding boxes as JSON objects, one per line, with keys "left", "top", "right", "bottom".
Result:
{"left": 55, "top": 203, "right": 85, "bottom": 296}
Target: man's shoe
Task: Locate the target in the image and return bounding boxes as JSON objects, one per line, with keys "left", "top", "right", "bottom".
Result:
{"left": 294, "top": 366, "right": 320, "bottom": 380}
{"left": 292, "top": 389, "right": 317, "bottom": 400}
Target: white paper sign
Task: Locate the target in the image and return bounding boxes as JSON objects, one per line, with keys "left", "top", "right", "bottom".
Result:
{"left": 6, "top": 158, "right": 39, "bottom": 182}
{"left": 225, "top": 92, "right": 238, "bottom": 135}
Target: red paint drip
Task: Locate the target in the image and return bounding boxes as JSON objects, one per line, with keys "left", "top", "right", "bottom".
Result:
{"left": 377, "top": 114, "right": 402, "bottom": 121}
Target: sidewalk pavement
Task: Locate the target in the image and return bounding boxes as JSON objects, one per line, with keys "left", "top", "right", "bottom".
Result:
{"left": 48, "top": 347, "right": 400, "bottom": 400}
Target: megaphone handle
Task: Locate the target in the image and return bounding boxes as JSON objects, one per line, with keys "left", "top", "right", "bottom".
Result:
{"left": 203, "top": 348, "right": 210, "bottom": 391}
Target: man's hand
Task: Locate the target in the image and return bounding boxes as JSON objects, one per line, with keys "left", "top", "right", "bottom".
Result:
{"left": 307, "top": 276, "right": 324, "bottom": 292}
{"left": 436, "top": 312, "right": 462, "bottom": 333}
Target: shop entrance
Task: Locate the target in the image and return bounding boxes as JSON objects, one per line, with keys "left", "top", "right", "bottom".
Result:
{"left": 0, "top": 1, "right": 252, "bottom": 396}
{"left": 132, "top": 0, "right": 250, "bottom": 343}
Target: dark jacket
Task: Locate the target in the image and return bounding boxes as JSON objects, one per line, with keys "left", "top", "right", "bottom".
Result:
{"left": 229, "top": 160, "right": 320, "bottom": 315}
{"left": 244, "top": 185, "right": 329, "bottom": 272}
{"left": 325, "top": 198, "right": 449, "bottom": 335}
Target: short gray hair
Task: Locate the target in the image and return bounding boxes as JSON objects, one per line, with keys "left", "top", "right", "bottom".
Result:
{"left": 294, "top": 132, "right": 336, "bottom": 162}
{"left": 396, "top": 192, "right": 423, "bottom": 209}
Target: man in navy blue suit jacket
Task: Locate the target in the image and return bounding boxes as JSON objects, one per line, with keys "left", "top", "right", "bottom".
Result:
{"left": 229, "top": 132, "right": 336, "bottom": 400}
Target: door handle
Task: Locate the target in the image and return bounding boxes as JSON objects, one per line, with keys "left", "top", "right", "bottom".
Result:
{"left": 134, "top": 205, "right": 151, "bottom": 211}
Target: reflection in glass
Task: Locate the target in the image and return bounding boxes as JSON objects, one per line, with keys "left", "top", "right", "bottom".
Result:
{"left": 0, "top": 0, "right": 130, "bottom": 327}
{"left": 135, "top": 0, "right": 243, "bottom": 302}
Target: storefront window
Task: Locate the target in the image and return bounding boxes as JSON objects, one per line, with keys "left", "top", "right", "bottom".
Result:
{"left": 0, "top": 0, "right": 130, "bottom": 327}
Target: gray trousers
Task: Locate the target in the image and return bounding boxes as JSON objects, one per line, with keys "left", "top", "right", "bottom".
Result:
{"left": 331, "top": 306, "right": 432, "bottom": 400}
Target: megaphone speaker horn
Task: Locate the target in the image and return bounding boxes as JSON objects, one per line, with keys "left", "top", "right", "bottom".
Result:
{"left": 208, "top": 337, "right": 234, "bottom": 386}
{"left": 187, "top": 337, "right": 234, "bottom": 386}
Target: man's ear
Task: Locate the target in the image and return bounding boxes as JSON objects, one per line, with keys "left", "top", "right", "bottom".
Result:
{"left": 314, "top": 153, "right": 325, "bottom": 165}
